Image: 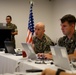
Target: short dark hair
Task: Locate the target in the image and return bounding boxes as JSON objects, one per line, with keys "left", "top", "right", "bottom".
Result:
{"left": 6, "top": 15, "right": 12, "bottom": 20}
{"left": 60, "top": 14, "right": 76, "bottom": 25}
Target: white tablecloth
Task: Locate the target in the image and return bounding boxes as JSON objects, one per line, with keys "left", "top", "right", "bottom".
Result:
{"left": 0, "top": 51, "right": 76, "bottom": 75}
{"left": 0, "top": 52, "right": 22, "bottom": 74}
{"left": 0, "top": 52, "right": 56, "bottom": 74}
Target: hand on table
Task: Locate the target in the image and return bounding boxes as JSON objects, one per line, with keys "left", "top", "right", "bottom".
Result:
{"left": 37, "top": 53, "right": 52, "bottom": 60}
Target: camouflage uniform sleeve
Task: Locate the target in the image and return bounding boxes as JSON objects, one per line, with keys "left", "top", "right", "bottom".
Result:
{"left": 13, "top": 24, "right": 18, "bottom": 32}
{"left": 32, "top": 36, "right": 35, "bottom": 44}
{"left": 58, "top": 37, "right": 62, "bottom": 46}
{"left": 45, "top": 35, "right": 54, "bottom": 46}
{"left": 58, "top": 36, "right": 66, "bottom": 46}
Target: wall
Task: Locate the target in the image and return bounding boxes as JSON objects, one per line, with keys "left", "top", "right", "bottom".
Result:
{"left": 0, "top": 0, "right": 76, "bottom": 48}
{"left": 0, "top": 0, "right": 53, "bottom": 48}
{"left": 51, "top": 0, "right": 76, "bottom": 41}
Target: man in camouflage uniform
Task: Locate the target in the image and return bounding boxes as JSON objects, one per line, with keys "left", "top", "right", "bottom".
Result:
{"left": 6, "top": 15, "right": 18, "bottom": 48}
{"left": 42, "top": 14, "right": 76, "bottom": 59}
{"left": 33, "top": 22, "right": 54, "bottom": 54}
{"left": 58, "top": 14, "right": 76, "bottom": 56}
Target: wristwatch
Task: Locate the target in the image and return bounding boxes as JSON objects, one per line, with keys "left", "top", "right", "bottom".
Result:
{"left": 56, "top": 69, "right": 65, "bottom": 75}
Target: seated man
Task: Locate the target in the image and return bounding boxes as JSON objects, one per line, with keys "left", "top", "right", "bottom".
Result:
{"left": 42, "top": 14, "right": 76, "bottom": 59}
{"left": 41, "top": 68, "right": 76, "bottom": 75}
{"left": 58, "top": 14, "right": 76, "bottom": 58}
{"left": 32, "top": 22, "right": 54, "bottom": 54}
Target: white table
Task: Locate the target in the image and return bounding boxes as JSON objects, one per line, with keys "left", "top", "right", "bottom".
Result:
{"left": 0, "top": 52, "right": 56, "bottom": 74}
{"left": 0, "top": 51, "right": 76, "bottom": 75}
{"left": 0, "top": 72, "right": 41, "bottom": 75}
{"left": 0, "top": 52, "right": 22, "bottom": 74}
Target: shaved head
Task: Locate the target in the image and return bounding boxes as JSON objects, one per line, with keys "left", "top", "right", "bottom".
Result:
{"left": 35, "top": 22, "right": 45, "bottom": 39}
{"left": 35, "top": 22, "right": 45, "bottom": 30}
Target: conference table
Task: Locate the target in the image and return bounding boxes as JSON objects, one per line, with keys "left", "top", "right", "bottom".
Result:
{"left": 0, "top": 51, "right": 57, "bottom": 74}
{"left": 0, "top": 51, "right": 76, "bottom": 75}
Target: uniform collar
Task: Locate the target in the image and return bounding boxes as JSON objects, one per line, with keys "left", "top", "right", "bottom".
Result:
{"left": 6, "top": 23, "right": 12, "bottom": 26}
{"left": 65, "top": 30, "right": 76, "bottom": 43}
{"left": 36, "top": 34, "right": 45, "bottom": 41}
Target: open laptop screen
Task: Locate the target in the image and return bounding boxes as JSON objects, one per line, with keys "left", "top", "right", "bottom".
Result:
{"left": 4, "top": 41, "right": 15, "bottom": 54}
{"left": 50, "top": 46, "right": 71, "bottom": 70}
{"left": 21, "top": 43, "right": 37, "bottom": 60}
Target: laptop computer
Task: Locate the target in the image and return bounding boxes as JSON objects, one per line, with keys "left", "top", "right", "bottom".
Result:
{"left": 50, "top": 46, "right": 73, "bottom": 71}
{"left": 21, "top": 43, "right": 37, "bottom": 60}
{"left": 4, "top": 41, "right": 22, "bottom": 56}
{"left": 0, "top": 23, "right": 8, "bottom": 29}
{"left": 4, "top": 41, "right": 16, "bottom": 54}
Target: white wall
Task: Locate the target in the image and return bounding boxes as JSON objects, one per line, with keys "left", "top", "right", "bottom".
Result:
{"left": 0, "top": 0, "right": 53, "bottom": 48}
{"left": 0, "top": 0, "right": 76, "bottom": 48}
{"left": 51, "top": 0, "right": 76, "bottom": 41}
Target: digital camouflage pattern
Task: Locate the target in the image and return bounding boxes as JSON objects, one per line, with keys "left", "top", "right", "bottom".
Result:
{"left": 58, "top": 31, "right": 76, "bottom": 54}
{"left": 6, "top": 23, "right": 18, "bottom": 48}
{"left": 33, "top": 34, "right": 54, "bottom": 54}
